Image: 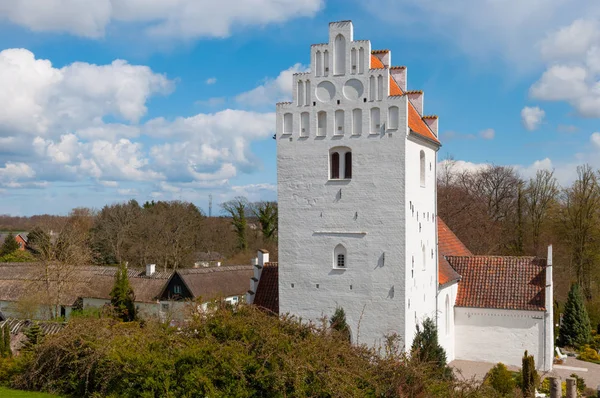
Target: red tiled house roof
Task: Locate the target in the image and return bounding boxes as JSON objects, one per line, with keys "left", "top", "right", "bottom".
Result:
{"left": 437, "top": 216, "right": 470, "bottom": 286}
{"left": 253, "top": 262, "right": 279, "bottom": 314}
{"left": 446, "top": 256, "right": 547, "bottom": 311}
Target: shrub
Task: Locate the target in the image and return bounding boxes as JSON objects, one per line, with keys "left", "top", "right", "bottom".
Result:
{"left": 578, "top": 345, "right": 600, "bottom": 363}
{"left": 485, "top": 363, "right": 515, "bottom": 395}
{"left": 559, "top": 283, "right": 592, "bottom": 348}
{"left": 410, "top": 317, "right": 453, "bottom": 380}
{"left": 0, "top": 250, "right": 34, "bottom": 263}
{"left": 0, "top": 233, "right": 19, "bottom": 257}
{"left": 570, "top": 373, "right": 586, "bottom": 392}
{"left": 329, "top": 307, "right": 351, "bottom": 342}
{"left": 109, "top": 263, "right": 136, "bottom": 322}
{"left": 521, "top": 350, "right": 539, "bottom": 398}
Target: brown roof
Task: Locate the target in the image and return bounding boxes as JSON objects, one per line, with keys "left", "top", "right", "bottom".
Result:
{"left": 254, "top": 262, "right": 279, "bottom": 314}
{"left": 437, "top": 217, "right": 471, "bottom": 286}
{"left": 177, "top": 265, "right": 253, "bottom": 301}
{"left": 446, "top": 256, "right": 547, "bottom": 311}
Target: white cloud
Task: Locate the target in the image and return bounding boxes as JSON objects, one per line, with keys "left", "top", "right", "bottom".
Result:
{"left": 236, "top": 64, "right": 309, "bottom": 107}
{"left": 520, "top": 106, "right": 546, "bottom": 131}
{"left": 117, "top": 188, "right": 138, "bottom": 196}
{"left": 0, "top": 0, "right": 322, "bottom": 39}
{"left": 479, "top": 128, "right": 495, "bottom": 140}
{"left": 540, "top": 19, "right": 600, "bottom": 61}
{"left": 591, "top": 132, "right": 600, "bottom": 148}
{"left": 205, "top": 77, "right": 217, "bottom": 85}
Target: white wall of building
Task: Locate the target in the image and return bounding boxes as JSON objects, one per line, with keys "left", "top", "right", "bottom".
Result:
{"left": 454, "top": 307, "right": 550, "bottom": 370}
{"left": 436, "top": 282, "right": 458, "bottom": 361}
{"left": 277, "top": 21, "right": 438, "bottom": 349}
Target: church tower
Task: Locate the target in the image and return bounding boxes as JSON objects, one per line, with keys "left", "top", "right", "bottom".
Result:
{"left": 277, "top": 21, "right": 441, "bottom": 349}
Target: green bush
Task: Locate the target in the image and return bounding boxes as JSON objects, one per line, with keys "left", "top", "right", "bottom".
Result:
{"left": 0, "top": 250, "right": 35, "bottom": 263}
{"left": 484, "top": 363, "right": 515, "bottom": 395}
{"left": 559, "top": 283, "right": 592, "bottom": 348}
{"left": 11, "top": 304, "right": 499, "bottom": 398}
{"left": 578, "top": 345, "right": 600, "bottom": 363}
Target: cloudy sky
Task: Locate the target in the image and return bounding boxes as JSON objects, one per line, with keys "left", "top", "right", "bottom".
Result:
{"left": 0, "top": 0, "right": 599, "bottom": 216}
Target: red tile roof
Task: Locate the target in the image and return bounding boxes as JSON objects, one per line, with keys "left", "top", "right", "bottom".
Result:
{"left": 408, "top": 102, "right": 440, "bottom": 144}
{"left": 437, "top": 216, "right": 470, "bottom": 286}
{"left": 447, "top": 256, "right": 547, "bottom": 311}
{"left": 253, "top": 262, "right": 279, "bottom": 314}
{"left": 389, "top": 75, "right": 403, "bottom": 96}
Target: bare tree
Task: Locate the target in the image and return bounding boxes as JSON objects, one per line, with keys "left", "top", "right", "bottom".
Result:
{"left": 90, "top": 200, "right": 141, "bottom": 264}
{"left": 524, "top": 170, "right": 560, "bottom": 255}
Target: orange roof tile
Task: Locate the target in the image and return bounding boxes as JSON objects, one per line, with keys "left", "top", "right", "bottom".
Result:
{"left": 437, "top": 217, "right": 470, "bottom": 286}
{"left": 389, "top": 75, "right": 403, "bottom": 96}
{"left": 408, "top": 102, "right": 439, "bottom": 144}
{"left": 370, "top": 54, "right": 384, "bottom": 69}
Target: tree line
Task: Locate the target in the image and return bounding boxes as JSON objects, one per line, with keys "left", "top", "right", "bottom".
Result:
{"left": 438, "top": 160, "right": 600, "bottom": 310}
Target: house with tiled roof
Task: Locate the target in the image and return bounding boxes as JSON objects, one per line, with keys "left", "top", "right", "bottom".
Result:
{"left": 251, "top": 20, "right": 554, "bottom": 371}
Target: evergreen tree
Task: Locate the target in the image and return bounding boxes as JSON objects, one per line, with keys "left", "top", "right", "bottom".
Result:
{"left": 23, "top": 323, "right": 45, "bottom": 352}
{"left": 558, "top": 283, "right": 591, "bottom": 348}
{"left": 3, "top": 324, "right": 11, "bottom": 357}
{"left": 110, "top": 263, "right": 137, "bottom": 322}
{"left": 411, "top": 318, "right": 452, "bottom": 379}
{"left": 0, "top": 325, "right": 4, "bottom": 356}
{"left": 329, "top": 307, "right": 351, "bottom": 342}
{"left": 521, "top": 350, "right": 538, "bottom": 397}
{"left": 0, "top": 232, "right": 20, "bottom": 256}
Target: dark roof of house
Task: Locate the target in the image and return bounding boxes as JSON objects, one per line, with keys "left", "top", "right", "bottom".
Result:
{"left": 1, "top": 318, "right": 65, "bottom": 336}
{"left": 253, "top": 262, "right": 279, "bottom": 314}
{"left": 0, "top": 264, "right": 251, "bottom": 306}
{"left": 446, "top": 256, "right": 547, "bottom": 311}
{"left": 176, "top": 265, "right": 253, "bottom": 300}
{"left": 437, "top": 217, "right": 471, "bottom": 286}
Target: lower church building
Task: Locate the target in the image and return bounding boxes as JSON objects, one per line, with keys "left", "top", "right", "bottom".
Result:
{"left": 247, "top": 20, "right": 554, "bottom": 371}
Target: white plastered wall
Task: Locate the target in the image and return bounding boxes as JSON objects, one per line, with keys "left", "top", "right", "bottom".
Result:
{"left": 454, "top": 307, "right": 548, "bottom": 370}
{"left": 436, "top": 282, "right": 458, "bottom": 361}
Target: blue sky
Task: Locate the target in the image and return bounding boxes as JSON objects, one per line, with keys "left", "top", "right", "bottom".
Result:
{"left": 0, "top": 0, "right": 599, "bottom": 216}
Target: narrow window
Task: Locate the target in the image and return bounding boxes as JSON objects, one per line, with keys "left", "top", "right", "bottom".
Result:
{"left": 174, "top": 285, "right": 182, "bottom": 294}
{"left": 351, "top": 48, "right": 357, "bottom": 74}
{"left": 420, "top": 150, "right": 426, "bottom": 187}
{"left": 300, "top": 112, "right": 309, "bottom": 137}
{"left": 316, "top": 51, "right": 322, "bottom": 77}
{"left": 422, "top": 245, "right": 426, "bottom": 270}
{"left": 377, "top": 75, "right": 384, "bottom": 100}
{"left": 370, "top": 107, "right": 380, "bottom": 133}
{"left": 297, "top": 80, "right": 304, "bottom": 106}
{"left": 305, "top": 80, "right": 311, "bottom": 106}
{"left": 283, "top": 113, "right": 293, "bottom": 134}
{"left": 388, "top": 106, "right": 399, "bottom": 129}
{"left": 344, "top": 152, "right": 352, "bottom": 179}
{"left": 317, "top": 111, "right": 327, "bottom": 136}
{"left": 352, "top": 108, "right": 362, "bottom": 135}
{"left": 358, "top": 48, "right": 365, "bottom": 73}
{"left": 330, "top": 152, "right": 340, "bottom": 179}
{"left": 334, "top": 34, "right": 346, "bottom": 75}
{"left": 369, "top": 76, "right": 376, "bottom": 101}
{"left": 334, "top": 244, "right": 347, "bottom": 268}
{"left": 335, "top": 109, "right": 344, "bottom": 135}
{"left": 445, "top": 295, "right": 450, "bottom": 336}
{"left": 323, "top": 50, "right": 329, "bottom": 75}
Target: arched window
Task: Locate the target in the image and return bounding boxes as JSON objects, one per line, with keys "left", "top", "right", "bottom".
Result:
{"left": 317, "top": 111, "right": 327, "bottom": 136}
{"left": 377, "top": 75, "right": 384, "bottom": 100}
{"left": 334, "top": 244, "right": 347, "bottom": 268}
{"left": 344, "top": 152, "right": 352, "bottom": 179}
{"left": 420, "top": 150, "right": 426, "bottom": 187}
{"left": 370, "top": 107, "right": 380, "bottom": 133}
{"left": 329, "top": 147, "right": 352, "bottom": 180}
{"left": 330, "top": 152, "right": 340, "bottom": 179}
{"left": 305, "top": 80, "right": 311, "bottom": 106}
{"left": 316, "top": 51, "right": 322, "bottom": 77}
{"left": 422, "top": 245, "right": 426, "bottom": 270}
{"left": 445, "top": 295, "right": 450, "bottom": 336}
{"left": 335, "top": 109, "right": 344, "bottom": 135}
{"left": 323, "top": 50, "right": 329, "bottom": 75}
{"left": 369, "top": 75, "right": 376, "bottom": 101}
{"left": 297, "top": 80, "right": 304, "bottom": 107}
{"left": 351, "top": 48, "right": 357, "bottom": 74}
{"left": 352, "top": 108, "right": 362, "bottom": 135}
{"left": 388, "top": 106, "right": 399, "bottom": 129}
{"left": 300, "top": 112, "right": 309, "bottom": 137}
{"left": 283, "top": 113, "right": 293, "bottom": 134}
{"left": 358, "top": 47, "right": 365, "bottom": 73}
{"left": 334, "top": 34, "right": 346, "bottom": 75}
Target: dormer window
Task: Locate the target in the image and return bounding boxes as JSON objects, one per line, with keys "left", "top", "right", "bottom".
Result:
{"left": 329, "top": 147, "right": 352, "bottom": 180}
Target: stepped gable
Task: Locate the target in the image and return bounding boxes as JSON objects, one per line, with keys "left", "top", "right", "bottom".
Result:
{"left": 253, "top": 262, "right": 279, "bottom": 314}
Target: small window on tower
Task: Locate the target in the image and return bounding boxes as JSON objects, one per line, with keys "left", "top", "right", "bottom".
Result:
{"left": 329, "top": 147, "right": 352, "bottom": 180}
{"left": 420, "top": 150, "right": 426, "bottom": 187}
{"left": 334, "top": 244, "right": 347, "bottom": 269}
{"left": 330, "top": 152, "right": 340, "bottom": 179}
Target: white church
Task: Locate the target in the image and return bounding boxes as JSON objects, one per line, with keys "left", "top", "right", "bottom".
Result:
{"left": 248, "top": 20, "right": 554, "bottom": 371}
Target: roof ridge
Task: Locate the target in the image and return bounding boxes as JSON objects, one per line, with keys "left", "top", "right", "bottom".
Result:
{"left": 390, "top": 65, "right": 406, "bottom": 70}
{"left": 371, "top": 49, "right": 389, "bottom": 54}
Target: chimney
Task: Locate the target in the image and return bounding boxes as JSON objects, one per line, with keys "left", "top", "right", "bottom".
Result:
{"left": 390, "top": 66, "right": 407, "bottom": 92}
{"left": 423, "top": 115, "right": 438, "bottom": 137}
{"left": 543, "top": 244, "right": 554, "bottom": 371}
{"left": 258, "top": 249, "right": 269, "bottom": 266}
{"left": 407, "top": 91, "right": 424, "bottom": 115}
{"left": 146, "top": 263, "right": 156, "bottom": 276}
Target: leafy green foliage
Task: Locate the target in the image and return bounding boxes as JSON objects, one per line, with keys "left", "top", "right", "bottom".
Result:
{"left": 251, "top": 201, "right": 278, "bottom": 241}
{"left": 484, "top": 363, "right": 515, "bottom": 395}
{"left": 329, "top": 307, "right": 351, "bottom": 342}
{"left": 559, "top": 283, "right": 592, "bottom": 348}
{"left": 410, "top": 317, "right": 452, "bottom": 380}
{"left": 22, "top": 324, "right": 44, "bottom": 353}
{"left": 521, "top": 350, "right": 539, "bottom": 397}
{"left": 0, "top": 250, "right": 35, "bottom": 263}
{"left": 2, "top": 325, "right": 11, "bottom": 358}
{"left": 109, "top": 263, "right": 136, "bottom": 322}
{"left": 12, "top": 305, "right": 500, "bottom": 398}
{"left": 221, "top": 197, "right": 249, "bottom": 250}
{"left": 0, "top": 233, "right": 20, "bottom": 256}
